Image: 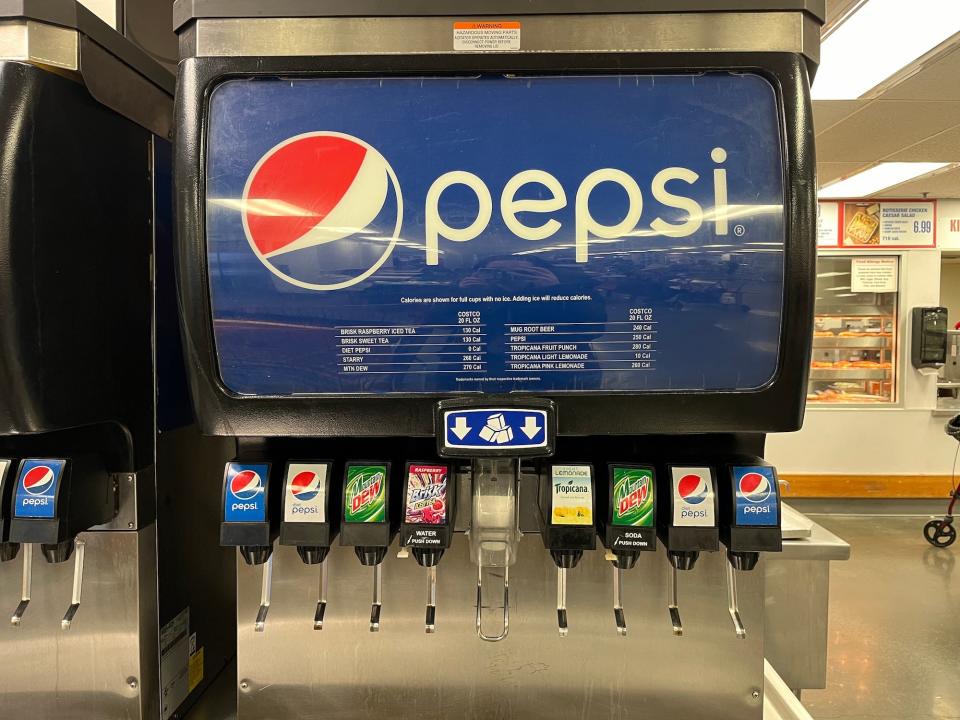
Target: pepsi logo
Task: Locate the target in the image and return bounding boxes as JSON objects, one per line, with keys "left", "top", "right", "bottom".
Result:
{"left": 230, "top": 470, "right": 263, "bottom": 501}
{"left": 241, "top": 131, "right": 403, "bottom": 291}
{"left": 290, "top": 471, "right": 321, "bottom": 502}
{"left": 739, "top": 472, "right": 772, "bottom": 503}
{"left": 22, "top": 465, "right": 55, "bottom": 496}
{"left": 677, "top": 473, "right": 709, "bottom": 505}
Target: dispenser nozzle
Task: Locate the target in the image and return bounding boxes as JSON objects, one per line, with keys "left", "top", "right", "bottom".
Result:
{"left": 370, "top": 562, "right": 382, "bottom": 632}
{"left": 61, "top": 538, "right": 85, "bottom": 630}
{"left": 254, "top": 554, "right": 274, "bottom": 633}
{"left": 725, "top": 558, "right": 747, "bottom": 639}
{"left": 557, "top": 566, "right": 568, "bottom": 638}
{"left": 10, "top": 543, "right": 32, "bottom": 627}
{"left": 314, "top": 559, "right": 328, "bottom": 630}
{"left": 613, "top": 565, "right": 627, "bottom": 637}
{"left": 668, "top": 564, "right": 683, "bottom": 637}
{"left": 425, "top": 564, "right": 437, "bottom": 634}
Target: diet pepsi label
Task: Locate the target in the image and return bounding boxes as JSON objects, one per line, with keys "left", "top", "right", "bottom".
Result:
{"left": 733, "top": 466, "right": 779, "bottom": 526}
{"left": 14, "top": 459, "right": 66, "bottom": 519}
{"left": 224, "top": 462, "right": 270, "bottom": 523}
{"left": 283, "top": 463, "right": 329, "bottom": 523}
{"left": 671, "top": 467, "right": 716, "bottom": 528}
{"left": 205, "top": 74, "right": 786, "bottom": 397}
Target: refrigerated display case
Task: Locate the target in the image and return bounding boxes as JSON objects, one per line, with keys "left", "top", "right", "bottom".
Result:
{"left": 808, "top": 256, "right": 898, "bottom": 404}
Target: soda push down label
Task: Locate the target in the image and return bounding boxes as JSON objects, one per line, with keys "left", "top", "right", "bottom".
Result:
{"left": 345, "top": 465, "right": 387, "bottom": 523}
{"left": 14, "top": 459, "right": 65, "bottom": 519}
{"left": 284, "top": 463, "right": 329, "bottom": 523}
{"left": 612, "top": 467, "right": 654, "bottom": 527}
{"left": 224, "top": 463, "right": 269, "bottom": 523}
{"left": 733, "top": 466, "right": 779, "bottom": 526}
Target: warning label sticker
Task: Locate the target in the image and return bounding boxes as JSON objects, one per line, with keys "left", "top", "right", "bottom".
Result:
{"left": 453, "top": 21, "right": 521, "bottom": 51}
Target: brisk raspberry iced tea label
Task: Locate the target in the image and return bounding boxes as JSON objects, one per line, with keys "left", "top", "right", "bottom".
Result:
{"left": 404, "top": 465, "right": 448, "bottom": 525}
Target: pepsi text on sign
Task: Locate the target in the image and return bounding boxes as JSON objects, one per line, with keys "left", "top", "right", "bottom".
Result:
{"left": 240, "top": 131, "right": 733, "bottom": 291}
{"left": 733, "top": 466, "right": 780, "bottom": 526}
{"left": 671, "top": 467, "right": 716, "bottom": 528}
{"left": 224, "top": 463, "right": 269, "bottom": 523}
{"left": 284, "top": 463, "right": 329, "bottom": 523}
{"left": 14, "top": 459, "right": 66, "bottom": 519}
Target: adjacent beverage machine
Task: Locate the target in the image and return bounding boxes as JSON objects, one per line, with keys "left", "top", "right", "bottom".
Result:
{"left": 173, "top": 1, "right": 821, "bottom": 717}
{"left": 0, "top": 3, "right": 227, "bottom": 719}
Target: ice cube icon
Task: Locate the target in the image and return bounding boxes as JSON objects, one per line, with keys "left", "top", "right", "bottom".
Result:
{"left": 479, "top": 413, "right": 514, "bottom": 444}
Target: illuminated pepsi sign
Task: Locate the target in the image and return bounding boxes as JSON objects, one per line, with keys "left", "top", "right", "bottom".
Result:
{"left": 205, "top": 73, "right": 786, "bottom": 396}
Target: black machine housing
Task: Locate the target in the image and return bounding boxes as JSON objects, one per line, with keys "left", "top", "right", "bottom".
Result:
{"left": 173, "top": 3, "right": 820, "bottom": 441}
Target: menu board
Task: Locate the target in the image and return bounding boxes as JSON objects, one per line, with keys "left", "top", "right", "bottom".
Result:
{"left": 840, "top": 201, "right": 936, "bottom": 248}
{"left": 205, "top": 73, "right": 787, "bottom": 396}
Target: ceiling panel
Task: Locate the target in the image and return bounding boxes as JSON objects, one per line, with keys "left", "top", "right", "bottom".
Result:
{"left": 812, "top": 100, "right": 864, "bottom": 134}
{"left": 880, "top": 46, "right": 960, "bottom": 102}
{"left": 817, "top": 161, "right": 869, "bottom": 185}
{"left": 885, "top": 125, "right": 960, "bottom": 163}
{"left": 876, "top": 166, "right": 960, "bottom": 198}
{"left": 815, "top": 101, "right": 960, "bottom": 162}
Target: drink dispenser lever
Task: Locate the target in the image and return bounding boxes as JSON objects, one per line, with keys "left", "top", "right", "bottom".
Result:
{"left": 220, "top": 462, "right": 279, "bottom": 632}
{"left": 599, "top": 464, "right": 658, "bottom": 637}
{"left": 719, "top": 463, "right": 784, "bottom": 640}
{"left": 400, "top": 462, "right": 456, "bottom": 633}
{"left": 340, "top": 461, "right": 396, "bottom": 633}
{"left": 469, "top": 458, "right": 520, "bottom": 642}
{"left": 8, "top": 457, "right": 115, "bottom": 629}
{"left": 279, "top": 461, "right": 340, "bottom": 630}
{"left": 656, "top": 465, "right": 720, "bottom": 637}
{"left": 537, "top": 463, "right": 596, "bottom": 638}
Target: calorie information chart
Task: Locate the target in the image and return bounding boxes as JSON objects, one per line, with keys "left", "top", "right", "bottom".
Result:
{"left": 337, "top": 308, "right": 657, "bottom": 376}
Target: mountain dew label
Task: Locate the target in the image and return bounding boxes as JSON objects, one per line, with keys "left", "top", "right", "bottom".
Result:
{"left": 612, "top": 467, "right": 654, "bottom": 527}
{"left": 345, "top": 465, "right": 387, "bottom": 523}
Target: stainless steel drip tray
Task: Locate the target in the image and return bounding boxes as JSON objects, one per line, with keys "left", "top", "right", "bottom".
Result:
{"left": 236, "top": 536, "right": 764, "bottom": 720}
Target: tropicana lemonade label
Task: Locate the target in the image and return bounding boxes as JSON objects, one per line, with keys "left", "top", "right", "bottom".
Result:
{"left": 551, "top": 465, "right": 593, "bottom": 526}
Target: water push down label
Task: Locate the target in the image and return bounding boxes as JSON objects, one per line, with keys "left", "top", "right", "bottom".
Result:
{"left": 404, "top": 465, "right": 448, "bottom": 525}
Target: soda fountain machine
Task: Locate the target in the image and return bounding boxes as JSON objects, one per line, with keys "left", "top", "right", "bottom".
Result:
{"left": 0, "top": 3, "right": 230, "bottom": 718}
{"left": 173, "top": 2, "right": 822, "bottom": 717}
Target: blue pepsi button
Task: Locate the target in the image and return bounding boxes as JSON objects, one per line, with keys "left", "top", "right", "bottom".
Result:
{"left": 14, "top": 459, "right": 66, "bottom": 519}
{"left": 224, "top": 463, "right": 270, "bottom": 523}
{"left": 733, "top": 466, "right": 779, "bottom": 526}
{"left": 443, "top": 409, "right": 547, "bottom": 450}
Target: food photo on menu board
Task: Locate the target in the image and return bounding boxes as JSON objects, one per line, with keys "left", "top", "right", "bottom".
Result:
{"left": 844, "top": 202, "right": 881, "bottom": 245}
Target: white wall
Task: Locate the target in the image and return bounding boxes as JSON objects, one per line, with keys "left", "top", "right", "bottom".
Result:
{"left": 941, "top": 263, "right": 960, "bottom": 328}
{"left": 766, "top": 249, "right": 957, "bottom": 474}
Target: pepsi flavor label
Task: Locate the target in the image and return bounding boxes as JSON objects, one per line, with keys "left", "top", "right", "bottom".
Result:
{"left": 344, "top": 465, "right": 387, "bottom": 523}
{"left": 283, "top": 463, "right": 329, "bottom": 523}
{"left": 223, "top": 463, "right": 269, "bottom": 523}
{"left": 612, "top": 467, "right": 654, "bottom": 527}
{"left": 733, "top": 466, "right": 780, "bottom": 526}
{"left": 671, "top": 467, "right": 716, "bottom": 528}
{"left": 204, "top": 74, "right": 786, "bottom": 396}
{"left": 551, "top": 465, "right": 593, "bottom": 526}
{"left": 404, "top": 465, "right": 448, "bottom": 525}
{"left": 14, "top": 459, "right": 65, "bottom": 519}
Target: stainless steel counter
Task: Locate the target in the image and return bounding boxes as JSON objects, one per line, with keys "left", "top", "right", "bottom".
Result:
{"left": 764, "top": 504, "right": 851, "bottom": 695}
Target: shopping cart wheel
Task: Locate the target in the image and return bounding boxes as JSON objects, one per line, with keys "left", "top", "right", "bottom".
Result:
{"left": 924, "top": 520, "right": 957, "bottom": 548}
